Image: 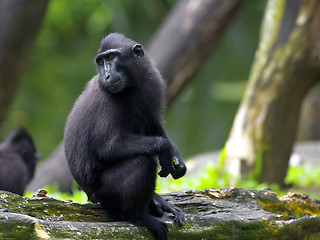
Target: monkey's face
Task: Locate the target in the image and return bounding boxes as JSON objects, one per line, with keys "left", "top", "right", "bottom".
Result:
{"left": 95, "top": 44, "right": 144, "bottom": 93}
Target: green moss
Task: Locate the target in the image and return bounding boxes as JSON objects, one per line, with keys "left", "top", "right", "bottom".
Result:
{"left": 0, "top": 191, "right": 110, "bottom": 222}
{"left": 167, "top": 219, "right": 277, "bottom": 240}
{"left": 258, "top": 198, "right": 320, "bottom": 218}
{"left": 0, "top": 215, "right": 37, "bottom": 239}
{"left": 39, "top": 221, "right": 153, "bottom": 239}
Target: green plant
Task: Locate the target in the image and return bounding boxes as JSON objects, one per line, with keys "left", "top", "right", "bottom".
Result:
{"left": 26, "top": 160, "right": 320, "bottom": 202}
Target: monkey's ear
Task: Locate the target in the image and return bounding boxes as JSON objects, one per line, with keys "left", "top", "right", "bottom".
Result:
{"left": 132, "top": 44, "right": 144, "bottom": 59}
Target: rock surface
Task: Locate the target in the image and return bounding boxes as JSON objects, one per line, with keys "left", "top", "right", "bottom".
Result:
{"left": 1, "top": 187, "right": 320, "bottom": 239}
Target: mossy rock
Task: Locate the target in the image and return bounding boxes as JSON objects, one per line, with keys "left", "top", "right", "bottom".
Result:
{"left": 1, "top": 187, "right": 320, "bottom": 239}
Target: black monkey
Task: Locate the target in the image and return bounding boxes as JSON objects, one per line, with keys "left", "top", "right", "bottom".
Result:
{"left": 0, "top": 128, "right": 39, "bottom": 195}
{"left": 64, "top": 33, "right": 186, "bottom": 239}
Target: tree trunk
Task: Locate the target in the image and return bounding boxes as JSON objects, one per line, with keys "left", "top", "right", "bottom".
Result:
{"left": 27, "top": 0, "right": 243, "bottom": 193}
{"left": 225, "top": 0, "right": 320, "bottom": 186}
{"left": 0, "top": 0, "right": 48, "bottom": 127}
{"left": 296, "top": 92, "right": 320, "bottom": 141}
{"left": 148, "top": 0, "right": 243, "bottom": 106}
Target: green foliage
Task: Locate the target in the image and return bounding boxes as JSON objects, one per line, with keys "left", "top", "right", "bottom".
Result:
{"left": 165, "top": 1, "right": 266, "bottom": 158}
{"left": 156, "top": 162, "right": 282, "bottom": 195}
{"left": 251, "top": 144, "right": 270, "bottom": 182}
{"left": 285, "top": 164, "right": 320, "bottom": 188}
{"left": 216, "top": 146, "right": 227, "bottom": 176}
{"left": 157, "top": 162, "right": 228, "bottom": 193}
{"left": 25, "top": 182, "right": 88, "bottom": 204}
{"left": 1, "top": 0, "right": 172, "bottom": 158}
{"left": 157, "top": 161, "right": 320, "bottom": 199}
{"left": 30, "top": 161, "right": 320, "bottom": 203}
{"left": 1, "top": 0, "right": 266, "bottom": 162}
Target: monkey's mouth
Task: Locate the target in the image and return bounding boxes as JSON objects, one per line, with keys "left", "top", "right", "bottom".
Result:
{"left": 104, "top": 79, "right": 123, "bottom": 93}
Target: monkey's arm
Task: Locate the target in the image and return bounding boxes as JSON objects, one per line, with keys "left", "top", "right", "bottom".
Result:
{"left": 93, "top": 134, "right": 173, "bottom": 174}
{"left": 155, "top": 126, "right": 187, "bottom": 179}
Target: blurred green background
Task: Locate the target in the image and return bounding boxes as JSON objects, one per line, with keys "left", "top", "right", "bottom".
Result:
{"left": 1, "top": 0, "right": 266, "bottom": 160}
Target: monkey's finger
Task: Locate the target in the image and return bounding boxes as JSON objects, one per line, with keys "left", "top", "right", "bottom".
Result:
{"left": 174, "top": 214, "right": 185, "bottom": 226}
{"left": 158, "top": 168, "right": 170, "bottom": 178}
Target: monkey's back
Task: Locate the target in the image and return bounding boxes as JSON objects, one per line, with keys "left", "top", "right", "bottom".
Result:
{"left": 0, "top": 151, "right": 29, "bottom": 195}
{"left": 64, "top": 77, "right": 102, "bottom": 195}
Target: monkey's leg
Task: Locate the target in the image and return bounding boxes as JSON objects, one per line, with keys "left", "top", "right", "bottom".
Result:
{"left": 125, "top": 213, "right": 168, "bottom": 240}
{"left": 149, "top": 193, "right": 185, "bottom": 226}
{"left": 91, "top": 156, "right": 168, "bottom": 239}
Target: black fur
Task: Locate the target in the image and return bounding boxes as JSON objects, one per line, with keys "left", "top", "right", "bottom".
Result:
{"left": 64, "top": 33, "right": 186, "bottom": 240}
{"left": 0, "top": 128, "right": 39, "bottom": 195}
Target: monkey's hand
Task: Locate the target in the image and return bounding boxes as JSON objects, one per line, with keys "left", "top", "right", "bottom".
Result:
{"left": 171, "top": 156, "right": 187, "bottom": 179}
{"left": 158, "top": 151, "right": 173, "bottom": 178}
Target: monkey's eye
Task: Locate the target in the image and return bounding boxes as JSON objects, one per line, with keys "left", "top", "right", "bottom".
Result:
{"left": 107, "top": 56, "right": 113, "bottom": 61}
{"left": 97, "top": 59, "right": 103, "bottom": 65}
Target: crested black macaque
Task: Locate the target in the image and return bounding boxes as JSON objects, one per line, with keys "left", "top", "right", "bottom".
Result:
{"left": 0, "top": 128, "right": 39, "bottom": 195}
{"left": 64, "top": 33, "right": 186, "bottom": 239}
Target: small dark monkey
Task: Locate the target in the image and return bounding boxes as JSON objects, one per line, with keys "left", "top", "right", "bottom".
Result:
{"left": 0, "top": 128, "right": 39, "bottom": 195}
{"left": 64, "top": 33, "right": 186, "bottom": 240}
